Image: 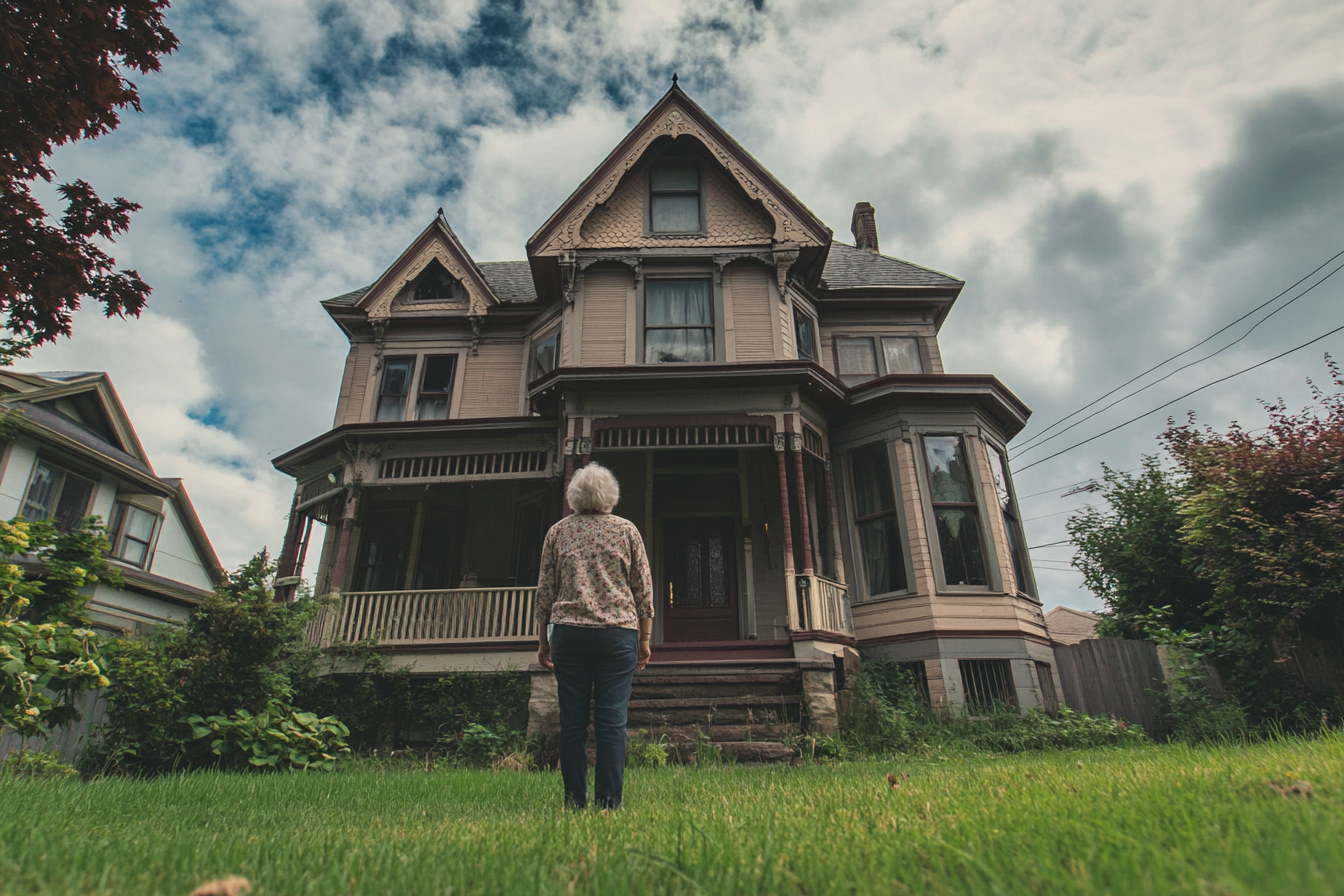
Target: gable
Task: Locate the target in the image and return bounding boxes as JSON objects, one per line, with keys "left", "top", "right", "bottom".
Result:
{"left": 578, "top": 141, "right": 776, "bottom": 249}
{"left": 529, "top": 87, "right": 830, "bottom": 258}
{"left": 357, "top": 217, "right": 501, "bottom": 319}
{"left": 8, "top": 373, "right": 152, "bottom": 468}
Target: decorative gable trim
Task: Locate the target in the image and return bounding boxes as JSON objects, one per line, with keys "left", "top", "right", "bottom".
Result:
{"left": 358, "top": 217, "right": 500, "bottom": 319}
{"left": 528, "top": 87, "right": 830, "bottom": 258}
{"left": 17, "top": 374, "right": 152, "bottom": 468}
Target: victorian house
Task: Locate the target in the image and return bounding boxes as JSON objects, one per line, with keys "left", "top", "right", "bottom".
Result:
{"left": 273, "top": 85, "right": 1058, "bottom": 742}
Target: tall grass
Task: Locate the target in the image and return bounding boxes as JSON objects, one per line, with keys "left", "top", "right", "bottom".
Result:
{"left": 2, "top": 733, "right": 1340, "bottom": 895}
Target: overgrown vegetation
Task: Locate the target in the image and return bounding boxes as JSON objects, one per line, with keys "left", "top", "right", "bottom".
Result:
{"left": 841, "top": 660, "right": 1147, "bottom": 755}
{"left": 1, "top": 517, "right": 116, "bottom": 739}
{"left": 1067, "top": 360, "right": 1344, "bottom": 733}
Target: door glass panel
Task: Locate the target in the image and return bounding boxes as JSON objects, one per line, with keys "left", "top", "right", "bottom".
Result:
{"left": 881, "top": 337, "right": 923, "bottom": 373}
{"left": 681, "top": 536, "right": 703, "bottom": 607}
{"left": 708, "top": 534, "right": 727, "bottom": 606}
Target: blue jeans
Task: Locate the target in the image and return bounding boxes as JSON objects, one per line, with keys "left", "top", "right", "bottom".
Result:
{"left": 550, "top": 624, "right": 638, "bottom": 809}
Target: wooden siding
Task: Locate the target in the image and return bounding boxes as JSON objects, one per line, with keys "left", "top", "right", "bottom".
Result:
{"left": 458, "top": 342, "right": 525, "bottom": 417}
{"left": 580, "top": 268, "right": 631, "bottom": 365}
{"left": 729, "top": 264, "right": 774, "bottom": 362}
{"left": 337, "top": 343, "right": 373, "bottom": 425}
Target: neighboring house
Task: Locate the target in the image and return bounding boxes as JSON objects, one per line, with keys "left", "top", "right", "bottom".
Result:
{"left": 0, "top": 371, "right": 225, "bottom": 634}
{"left": 1046, "top": 606, "right": 1101, "bottom": 646}
{"left": 273, "top": 83, "right": 1055, "bottom": 725}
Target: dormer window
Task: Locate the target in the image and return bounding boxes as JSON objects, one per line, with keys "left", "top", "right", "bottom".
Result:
{"left": 412, "top": 260, "right": 462, "bottom": 303}
{"left": 649, "top": 164, "right": 701, "bottom": 233}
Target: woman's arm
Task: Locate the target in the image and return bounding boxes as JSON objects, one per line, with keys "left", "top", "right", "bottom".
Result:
{"left": 631, "top": 524, "right": 654, "bottom": 669}
{"left": 535, "top": 528, "right": 557, "bottom": 669}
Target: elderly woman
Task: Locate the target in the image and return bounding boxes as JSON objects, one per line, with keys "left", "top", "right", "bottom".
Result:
{"left": 535, "top": 462, "right": 653, "bottom": 810}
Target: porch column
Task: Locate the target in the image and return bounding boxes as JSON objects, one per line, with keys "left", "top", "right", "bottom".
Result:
{"left": 774, "top": 434, "right": 794, "bottom": 574}
{"left": 788, "top": 416, "right": 815, "bottom": 575}
{"left": 273, "top": 484, "right": 305, "bottom": 602}
{"left": 561, "top": 417, "right": 576, "bottom": 516}
{"left": 328, "top": 488, "right": 360, "bottom": 594}
{"left": 823, "top": 455, "right": 846, "bottom": 585}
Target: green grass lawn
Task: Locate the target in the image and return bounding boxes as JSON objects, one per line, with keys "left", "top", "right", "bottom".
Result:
{"left": 2, "top": 733, "right": 1340, "bottom": 896}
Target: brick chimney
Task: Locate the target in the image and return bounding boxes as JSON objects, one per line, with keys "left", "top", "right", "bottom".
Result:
{"left": 851, "top": 202, "right": 879, "bottom": 253}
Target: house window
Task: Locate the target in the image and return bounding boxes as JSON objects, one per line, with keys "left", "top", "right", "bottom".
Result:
{"left": 109, "top": 503, "right": 161, "bottom": 568}
{"left": 376, "top": 358, "right": 415, "bottom": 421}
{"left": 987, "top": 446, "right": 1034, "bottom": 597}
{"left": 649, "top": 164, "right": 701, "bottom": 233}
{"left": 530, "top": 329, "right": 559, "bottom": 381}
{"left": 645, "top": 279, "right": 713, "bottom": 363}
{"left": 21, "top": 459, "right": 95, "bottom": 533}
{"left": 835, "top": 335, "right": 923, "bottom": 385}
{"left": 923, "top": 435, "right": 988, "bottom": 586}
{"left": 412, "top": 260, "right": 461, "bottom": 302}
{"left": 959, "top": 659, "right": 1015, "bottom": 709}
{"left": 849, "top": 443, "right": 906, "bottom": 598}
{"left": 416, "top": 356, "right": 457, "bottom": 421}
{"left": 793, "top": 307, "right": 817, "bottom": 361}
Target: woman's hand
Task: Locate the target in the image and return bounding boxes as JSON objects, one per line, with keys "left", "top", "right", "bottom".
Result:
{"left": 637, "top": 638, "right": 651, "bottom": 670}
{"left": 537, "top": 638, "right": 553, "bottom": 670}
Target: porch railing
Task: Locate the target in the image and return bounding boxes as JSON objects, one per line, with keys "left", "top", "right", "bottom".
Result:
{"left": 789, "top": 573, "right": 855, "bottom": 638}
{"left": 307, "top": 587, "right": 539, "bottom": 647}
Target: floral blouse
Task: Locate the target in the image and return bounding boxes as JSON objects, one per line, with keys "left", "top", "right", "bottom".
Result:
{"left": 534, "top": 512, "right": 654, "bottom": 630}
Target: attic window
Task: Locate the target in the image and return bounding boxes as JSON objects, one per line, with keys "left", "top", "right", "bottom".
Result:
{"left": 649, "top": 164, "right": 701, "bottom": 233}
{"left": 412, "top": 260, "right": 462, "bottom": 303}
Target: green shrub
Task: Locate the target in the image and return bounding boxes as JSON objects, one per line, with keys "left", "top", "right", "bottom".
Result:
{"left": 188, "top": 701, "right": 350, "bottom": 771}
{"left": 1, "top": 749, "right": 79, "bottom": 779}
{"left": 626, "top": 729, "right": 671, "bottom": 768}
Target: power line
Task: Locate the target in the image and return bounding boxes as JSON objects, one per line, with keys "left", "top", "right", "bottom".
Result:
{"left": 1013, "top": 259, "right": 1344, "bottom": 459}
{"left": 1016, "top": 319, "right": 1344, "bottom": 473}
{"left": 1011, "top": 247, "right": 1344, "bottom": 456}
{"left": 1028, "top": 539, "right": 1073, "bottom": 549}
{"left": 1022, "top": 504, "right": 1094, "bottom": 523}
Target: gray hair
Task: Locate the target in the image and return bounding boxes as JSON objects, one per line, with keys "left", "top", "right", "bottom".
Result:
{"left": 567, "top": 462, "right": 620, "bottom": 513}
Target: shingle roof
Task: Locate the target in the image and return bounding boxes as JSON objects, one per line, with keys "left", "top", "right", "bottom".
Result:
{"left": 478, "top": 261, "right": 537, "bottom": 303}
{"left": 820, "top": 242, "right": 962, "bottom": 291}
{"left": 324, "top": 286, "right": 371, "bottom": 307}
{"left": 6, "top": 399, "right": 153, "bottom": 475}
{"left": 1045, "top": 606, "right": 1100, "bottom": 645}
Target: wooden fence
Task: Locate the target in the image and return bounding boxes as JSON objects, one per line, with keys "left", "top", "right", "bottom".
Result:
{"left": 0, "top": 689, "right": 106, "bottom": 764}
{"left": 1053, "top": 638, "right": 1169, "bottom": 735}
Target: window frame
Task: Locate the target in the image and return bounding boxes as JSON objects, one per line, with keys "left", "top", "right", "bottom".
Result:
{"left": 642, "top": 276, "right": 716, "bottom": 364}
{"left": 20, "top": 456, "right": 96, "bottom": 533}
{"left": 832, "top": 333, "right": 926, "bottom": 385}
{"left": 646, "top": 161, "right": 704, "bottom": 235}
{"left": 843, "top": 440, "right": 913, "bottom": 602}
{"left": 917, "top": 431, "right": 997, "bottom": 592}
{"left": 414, "top": 354, "right": 458, "bottom": 421}
{"left": 986, "top": 443, "right": 1037, "bottom": 598}
{"left": 528, "top": 325, "right": 560, "bottom": 383}
{"left": 410, "top": 261, "right": 464, "bottom": 304}
{"left": 371, "top": 352, "right": 467, "bottom": 422}
{"left": 793, "top": 305, "right": 818, "bottom": 362}
{"left": 108, "top": 501, "right": 164, "bottom": 569}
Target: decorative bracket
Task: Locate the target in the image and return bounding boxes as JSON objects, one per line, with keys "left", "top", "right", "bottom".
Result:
{"left": 772, "top": 248, "right": 799, "bottom": 297}
{"left": 370, "top": 318, "right": 390, "bottom": 373}
{"left": 578, "top": 436, "right": 593, "bottom": 456}
{"left": 789, "top": 433, "right": 804, "bottom": 453}
{"left": 468, "top": 315, "right": 483, "bottom": 355}
{"left": 563, "top": 437, "right": 577, "bottom": 456}
{"left": 559, "top": 250, "right": 577, "bottom": 305}
{"left": 772, "top": 433, "right": 787, "bottom": 453}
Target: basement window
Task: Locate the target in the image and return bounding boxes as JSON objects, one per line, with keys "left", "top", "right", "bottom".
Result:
{"left": 959, "top": 659, "right": 1015, "bottom": 710}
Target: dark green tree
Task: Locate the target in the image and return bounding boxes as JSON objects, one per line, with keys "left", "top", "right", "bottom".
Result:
{"left": 1066, "top": 456, "right": 1214, "bottom": 639}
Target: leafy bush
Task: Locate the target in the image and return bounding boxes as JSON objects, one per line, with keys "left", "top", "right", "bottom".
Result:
{"left": 1, "top": 517, "right": 114, "bottom": 738}
{"left": 626, "top": 729, "right": 671, "bottom": 768}
{"left": 188, "top": 701, "right": 350, "bottom": 771}
{"left": 84, "top": 551, "right": 338, "bottom": 774}
{"left": 1, "top": 749, "right": 79, "bottom": 779}
{"left": 440, "top": 723, "right": 506, "bottom": 768}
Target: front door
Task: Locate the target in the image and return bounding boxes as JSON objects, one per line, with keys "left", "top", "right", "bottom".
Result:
{"left": 662, "top": 518, "right": 738, "bottom": 642}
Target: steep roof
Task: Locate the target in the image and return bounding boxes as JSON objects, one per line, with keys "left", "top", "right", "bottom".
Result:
{"left": 7, "top": 400, "right": 153, "bottom": 477}
{"left": 478, "top": 262, "right": 537, "bottom": 303}
{"left": 820, "top": 243, "right": 963, "bottom": 292}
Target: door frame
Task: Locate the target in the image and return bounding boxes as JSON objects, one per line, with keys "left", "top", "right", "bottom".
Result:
{"left": 654, "top": 511, "right": 745, "bottom": 643}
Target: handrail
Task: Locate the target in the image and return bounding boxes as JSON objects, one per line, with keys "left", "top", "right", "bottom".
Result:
{"left": 307, "top": 587, "right": 539, "bottom": 646}
{"left": 792, "top": 573, "right": 854, "bottom": 637}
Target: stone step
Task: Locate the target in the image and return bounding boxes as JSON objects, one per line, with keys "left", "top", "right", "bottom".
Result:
{"left": 627, "top": 703, "right": 801, "bottom": 726}
{"left": 633, "top": 671, "right": 799, "bottom": 686}
{"left": 628, "top": 695, "right": 803, "bottom": 710}
{"left": 633, "top": 682, "right": 798, "bottom": 700}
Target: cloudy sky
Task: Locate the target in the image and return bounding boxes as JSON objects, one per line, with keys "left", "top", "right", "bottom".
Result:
{"left": 27, "top": 0, "right": 1344, "bottom": 611}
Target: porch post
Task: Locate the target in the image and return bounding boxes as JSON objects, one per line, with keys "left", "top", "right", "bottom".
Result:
{"left": 738, "top": 449, "right": 758, "bottom": 639}
{"left": 562, "top": 417, "right": 576, "bottom": 517}
{"left": 273, "top": 484, "right": 305, "bottom": 602}
{"left": 329, "top": 488, "right": 360, "bottom": 594}
{"left": 774, "top": 430, "right": 799, "bottom": 632}
{"left": 788, "top": 416, "right": 815, "bottom": 575}
{"left": 823, "top": 455, "right": 846, "bottom": 585}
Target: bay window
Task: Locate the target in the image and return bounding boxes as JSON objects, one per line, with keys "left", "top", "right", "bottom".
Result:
{"left": 922, "top": 435, "right": 988, "bottom": 587}
{"left": 987, "top": 446, "right": 1034, "bottom": 597}
{"left": 849, "top": 443, "right": 907, "bottom": 598}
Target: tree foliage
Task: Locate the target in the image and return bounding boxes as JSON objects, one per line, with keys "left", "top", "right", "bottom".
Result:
{"left": 0, "top": 0, "right": 177, "bottom": 362}
{"left": 1065, "top": 457, "right": 1214, "bottom": 639}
